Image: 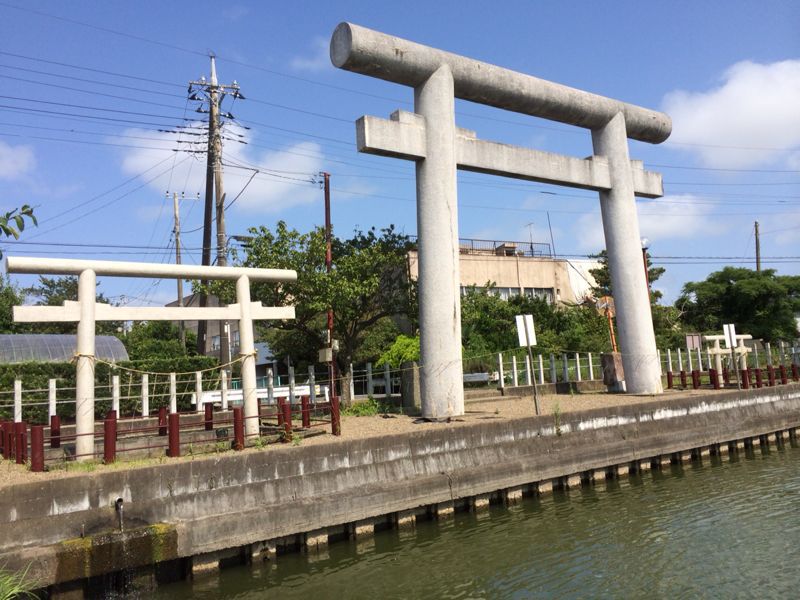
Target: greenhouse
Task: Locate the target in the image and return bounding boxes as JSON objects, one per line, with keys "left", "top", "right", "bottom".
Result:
{"left": 0, "top": 334, "right": 129, "bottom": 363}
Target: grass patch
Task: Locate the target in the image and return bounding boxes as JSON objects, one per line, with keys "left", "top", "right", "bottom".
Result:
{"left": 0, "top": 564, "right": 37, "bottom": 599}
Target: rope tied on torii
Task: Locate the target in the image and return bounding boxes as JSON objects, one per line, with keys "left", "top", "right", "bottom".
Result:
{"left": 7, "top": 256, "right": 296, "bottom": 461}
{"left": 330, "top": 23, "right": 672, "bottom": 419}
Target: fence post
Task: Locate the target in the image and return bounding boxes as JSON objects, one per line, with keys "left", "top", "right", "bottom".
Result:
{"left": 281, "top": 400, "right": 292, "bottom": 440}
{"left": 204, "top": 403, "right": 213, "bottom": 431}
{"left": 104, "top": 410, "right": 117, "bottom": 464}
{"left": 48, "top": 379, "right": 57, "bottom": 419}
{"left": 15, "top": 422, "right": 27, "bottom": 464}
{"left": 366, "top": 362, "right": 374, "bottom": 396}
{"left": 549, "top": 354, "right": 557, "bottom": 383}
{"left": 538, "top": 354, "right": 545, "bottom": 385}
{"left": 266, "top": 368, "right": 274, "bottom": 406}
{"left": 195, "top": 371, "right": 203, "bottom": 412}
{"left": 331, "top": 394, "right": 341, "bottom": 436}
{"left": 348, "top": 363, "right": 355, "bottom": 400}
{"left": 14, "top": 379, "right": 22, "bottom": 423}
{"left": 220, "top": 369, "right": 229, "bottom": 411}
{"left": 141, "top": 374, "right": 149, "bottom": 417}
{"left": 497, "top": 353, "right": 504, "bottom": 389}
{"left": 308, "top": 366, "right": 316, "bottom": 404}
{"left": 524, "top": 355, "right": 532, "bottom": 386}
{"left": 301, "top": 396, "right": 311, "bottom": 428}
{"left": 384, "top": 362, "right": 392, "bottom": 399}
{"left": 562, "top": 354, "right": 569, "bottom": 383}
{"left": 167, "top": 412, "right": 180, "bottom": 457}
{"left": 30, "top": 425, "right": 44, "bottom": 472}
{"left": 575, "top": 353, "right": 582, "bottom": 382}
{"left": 588, "top": 353, "right": 594, "bottom": 381}
{"left": 169, "top": 372, "right": 177, "bottom": 414}
{"left": 50, "top": 415, "right": 61, "bottom": 449}
{"left": 112, "top": 375, "right": 120, "bottom": 416}
{"left": 765, "top": 342, "right": 773, "bottom": 367}
{"left": 288, "top": 366, "right": 296, "bottom": 404}
{"left": 511, "top": 356, "right": 518, "bottom": 387}
{"left": 233, "top": 407, "right": 244, "bottom": 450}
{"left": 158, "top": 406, "right": 167, "bottom": 436}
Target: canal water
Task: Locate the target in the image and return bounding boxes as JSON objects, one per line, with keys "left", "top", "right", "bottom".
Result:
{"left": 154, "top": 443, "right": 800, "bottom": 598}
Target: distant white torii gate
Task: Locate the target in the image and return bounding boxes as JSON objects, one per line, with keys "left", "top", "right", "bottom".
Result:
{"left": 6, "top": 256, "right": 296, "bottom": 460}
{"left": 331, "top": 23, "right": 671, "bottom": 418}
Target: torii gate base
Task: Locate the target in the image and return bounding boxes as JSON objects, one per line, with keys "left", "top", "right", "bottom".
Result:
{"left": 332, "top": 23, "right": 669, "bottom": 418}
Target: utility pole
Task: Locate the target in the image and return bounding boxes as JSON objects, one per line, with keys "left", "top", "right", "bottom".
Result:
{"left": 188, "top": 54, "right": 243, "bottom": 359}
{"left": 755, "top": 220, "right": 761, "bottom": 273}
{"left": 322, "top": 172, "right": 339, "bottom": 418}
{"left": 171, "top": 191, "right": 186, "bottom": 348}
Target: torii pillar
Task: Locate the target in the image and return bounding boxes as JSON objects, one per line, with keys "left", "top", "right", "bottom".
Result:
{"left": 332, "top": 23, "right": 670, "bottom": 418}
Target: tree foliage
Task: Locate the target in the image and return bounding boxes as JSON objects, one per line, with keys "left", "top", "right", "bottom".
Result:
{"left": 589, "top": 249, "right": 665, "bottom": 303}
{"left": 676, "top": 267, "right": 799, "bottom": 341}
{"left": 0, "top": 205, "right": 36, "bottom": 258}
{"left": 0, "top": 277, "right": 25, "bottom": 334}
{"left": 123, "top": 320, "right": 197, "bottom": 360}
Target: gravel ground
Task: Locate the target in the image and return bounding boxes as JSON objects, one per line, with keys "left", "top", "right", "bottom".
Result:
{"left": 0, "top": 388, "right": 722, "bottom": 489}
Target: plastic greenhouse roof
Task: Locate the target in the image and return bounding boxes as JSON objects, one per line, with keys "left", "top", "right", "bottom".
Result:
{"left": 0, "top": 334, "right": 129, "bottom": 363}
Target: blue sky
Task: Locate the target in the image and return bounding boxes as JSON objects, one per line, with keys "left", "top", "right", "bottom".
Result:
{"left": 1, "top": 0, "right": 798, "bottom": 308}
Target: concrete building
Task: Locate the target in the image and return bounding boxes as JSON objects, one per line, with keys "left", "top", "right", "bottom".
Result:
{"left": 406, "top": 237, "right": 600, "bottom": 305}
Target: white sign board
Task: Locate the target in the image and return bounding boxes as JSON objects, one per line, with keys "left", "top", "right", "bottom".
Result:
{"left": 515, "top": 314, "right": 537, "bottom": 347}
{"left": 723, "top": 323, "right": 737, "bottom": 349}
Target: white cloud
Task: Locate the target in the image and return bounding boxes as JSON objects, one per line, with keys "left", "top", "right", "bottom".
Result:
{"left": 0, "top": 141, "right": 35, "bottom": 180}
{"left": 290, "top": 37, "right": 331, "bottom": 72}
{"left": 114, "top": 123, "right": 324, "bottom": 214}
{"left": 662, "top": 59, "right": 800, "bottom": 168}
{"left": 571, "top": 195, "right": 723, "bottom": 252}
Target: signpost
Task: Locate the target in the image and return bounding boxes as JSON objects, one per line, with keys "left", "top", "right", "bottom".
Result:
{"left": 515, "top": 314, "right": 540, "bottom": 415}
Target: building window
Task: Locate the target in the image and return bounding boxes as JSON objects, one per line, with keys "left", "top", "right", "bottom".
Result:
{"left": 211, "top": 335, "right": 221, "bottom": 351}
{"left": 523, "top": 287, "right": 555, "bottom": 304}
{"left": 231, "top": 329, "right": 240, "bottom": 348}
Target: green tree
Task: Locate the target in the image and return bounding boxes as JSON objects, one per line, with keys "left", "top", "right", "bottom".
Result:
{"left": 0, "top": 277, "right": 25, "bottom": 334}
{"left": 675, "top": 267, "right": 799, "bottom": 341}
{"left": 23, "top": 275, "right": 121, "bottom": 335}
{"left": 0, "top": 205, "right": 36, "bottom": 258}
{"left": 224, "top": 222, "right": 414, "bottom": 404}
{"left": 589, "top": 249, "right": 665, "bottom": 303}
{"left": 123, "top": 321, "right": 197, "bottom": 360}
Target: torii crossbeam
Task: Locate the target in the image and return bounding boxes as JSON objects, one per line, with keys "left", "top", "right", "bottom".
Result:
{"left": 331, "top": 23, "right": 671, "bottom": 419}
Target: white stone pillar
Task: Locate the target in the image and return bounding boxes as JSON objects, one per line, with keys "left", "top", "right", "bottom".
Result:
{"left": 538, "top": 354, "right": 545, "bottom": 385}
{"left": 588, "top": 353, "right": 594, "bottom": 381}
{"left": 169, "top": 373, "right": 177, "bottom": 413}
{"left": 348, "top": 363, "right": 355, "bottom": 400}
{"left": 686, "top": 347, "right": 693, "bottom": 372}
{"left": 592, "top": 113, "right": 661, "bottom": 394}
{"left": 236, "top": 275, "right": 259, "bottom": 437}
{"left": 677, "top": 348, "right": 684, "bottom": 372}
{"left": 75, "top": 268, "right": 96, "bottom": 460}
{"left": 497, "top": 353, "right": 505, "bottom": 390}
{"left": 195, "top": 371, "right": 203, "bottom": 412}
{"left": 220, "top": 370, "right": 228, "bottom": 411}
{"left": 266, "top": 368, "right": 274, "bottom": 405}
{"left": 48, "top": 378, "right": 57, "bottom": 419}
{"left": 667, "top": 349, "right": 673, "bottom": 373}
{"left": 575, "top": 353, "right": 582, "bottom": 382}
{"left": 288, "top": 366, "right": 296, "bottom": 404}
{"left": 13, "top": 379, "right": 22, "bottom": 423}
{"left": 765, "top": 342, "right": 773, "bottom": 366}
{"left": 525, "top": 355, "right": 532, "bottom": 386}
{"left": 309, "top": 366, "right": 316, "bottom": 403}
{"left": 511, "top": 356, "right": 518, "bottom": 387}
{"left": 112, "top": 375, "right": 120, "bottom": 415}
{"left": 549, "top": 354, "right": 557, "bottom": 383}
{"left": 562, "top": 354, "right": 569, "bottom": 382}
{"left": 141, "top": 374, "right": 149, "bottom": 417}
{"left": 415, "top": 64, "right": 464, "bottom": 419}
{"left": 366, "top": 363, "right": 374, "bottom": 396}
{"left": 384, "top": 362, "right": 392, "bottom": 399}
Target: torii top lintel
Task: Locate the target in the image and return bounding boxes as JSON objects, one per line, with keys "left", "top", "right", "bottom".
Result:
{"left": 331, "top": 22, "right": 672, "bottom": 145}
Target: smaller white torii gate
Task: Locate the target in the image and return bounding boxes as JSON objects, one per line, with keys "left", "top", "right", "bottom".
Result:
{"left": 6, "top": 256, "right": 296, "bottom": 460}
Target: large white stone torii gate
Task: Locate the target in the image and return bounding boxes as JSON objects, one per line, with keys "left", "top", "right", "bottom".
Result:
{"left": 6, "top": 256, "right": 296, "bottom": 460}
{"left": 331, "top": 23, "right": 671, "bottom": 419}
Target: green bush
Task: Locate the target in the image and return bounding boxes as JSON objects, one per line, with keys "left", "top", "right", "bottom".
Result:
{"left": 0, "top": 356, "right": 219, "bottom": 424}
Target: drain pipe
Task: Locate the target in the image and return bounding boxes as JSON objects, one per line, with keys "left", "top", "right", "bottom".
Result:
{"left": 115, "top": 498, "right": 124, "bottom": 533}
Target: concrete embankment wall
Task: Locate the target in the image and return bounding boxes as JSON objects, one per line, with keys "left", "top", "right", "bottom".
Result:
{"left": 2, "top": 384, "right": 799, "bottom": 595}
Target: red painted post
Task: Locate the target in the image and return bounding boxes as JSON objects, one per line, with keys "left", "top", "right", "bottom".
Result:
{"left": 301, "top": 396, "right": 311, "bottom": 428}
{"left": 104, "top": 410, "right": 117, "bottom": 464}
{"left": 691, "top": 370, "right": 700, "bottom": 390}
{"left": 158, "top": 406, "right": 168, "bottom": 436}
{"left": 742, "top": 369, "right": 750, "bottom": 389}
{"left": 710, "top": 369, "right": 720, "bottom": 390}
{"left": 15, "top": 422, "right": 27, "bottom": 465}
{"left": 30, "top": 425, "right": 44, "bottom": 472}
{"left": 167, "top": 413, "right": 180, "bottom": 457}
{"left": 666, "top": 371, "right": 673, "bottom": 389}
{"left": 50, "top": 415, "right": 61, "bottom": 449}
{"left": 276, "top": 398, "right": 285, "bottom": 427}
{"left": 755, "top": 368, "right": 763, "bottom": 388}
{"left": 792, "top": 364, "right": 799, "bottom": 382}
{"left": 331, "top": 394, "right": 341, "bottom": 437}
{"left": 779, "top": 365, "right": 788, "bottom": 385}
{"left": 281, "top": 401, "right": 292, "bottom": 442}
{"left": 204, "top": 403, "right": 213, "bottom": 431}
{"left": 767, "top": 365, "right": 776, "bottom": 387}
{"left": 679, "top": 370, "right": 687, "bottom": 388}
{"left": 0, "top": 421, "right": 6, "bottom": 459}
{"left": 723, "top": 367, "right": 730, "bottom": 386}
{"left": 233, "top": 407, "right": 244, "bottom": 450}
